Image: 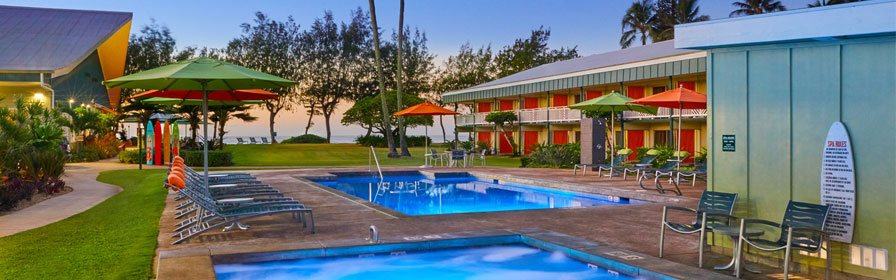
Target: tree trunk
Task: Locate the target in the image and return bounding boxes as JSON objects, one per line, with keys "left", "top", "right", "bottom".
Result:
{"left": 269, "top": 110, "right": 278, "bottom": 144}
{"left": 396, "top": 0, "right": 410, "bottom": 157}
{"left": 323, "top": 111, "right": 332, "bottom": 143}
{"left": 439, "top": 115, "right": 446, "bottom": 144}
{"left": 365, "top": 126, "right": 372, "bottom": 137}
{"left": 499, "top": 126, "right": 518, "bottom": 156}
{"left": 304, "top": 103, "right": 315, "bottom": 135}
{"left": 368, "top": 0, "right": 398, "bottom": 158}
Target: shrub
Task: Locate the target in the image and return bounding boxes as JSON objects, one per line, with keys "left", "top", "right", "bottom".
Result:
{"left": 476, "top": 141, "right": 489, "bottom": 153}
{"left": 522, "top": 142, "right": 580, "bottom": 168}
{"left": 70, "top": 146, "right": 102, "bottom": 163}
{"left": 179, "top": 150, "right": 233, "bottom": 167}
{"left": 355, "top": 135, "right": 388, "bottom": 147}
{"left": 87, "top": 133, "right": 121, "bottom": 159}
{"left": 282, "top": 134, "right": 327, "bottom": 144}
{"left": 635, "top": 147, "right": 652, "bottom": 160}
{"left": 118, "top": 150, "right": 141, "bottom": 164}
{"left": 460, "top": 140, "right": 475, "bottom": 151}
{"left": 406, "top": 136, "right": 431, "bottom": 147}
{"left": 0, "top": 177, "right": 37, "bottom": 211}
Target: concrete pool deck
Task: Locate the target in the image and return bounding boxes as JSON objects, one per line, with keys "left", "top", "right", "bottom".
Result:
{"left": 155, "top": 167, "right": 851, "bottom": 279}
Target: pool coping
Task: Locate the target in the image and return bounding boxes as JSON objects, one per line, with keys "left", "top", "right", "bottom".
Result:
{"left": 158, "top": 229, "right": 733, "bottom": 280}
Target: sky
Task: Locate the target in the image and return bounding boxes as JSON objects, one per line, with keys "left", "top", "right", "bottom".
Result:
{"left": 7, "top": 0, "right": 816, "bottom": 141}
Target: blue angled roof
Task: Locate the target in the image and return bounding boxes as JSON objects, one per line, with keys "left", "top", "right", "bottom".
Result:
{"left": 0, "top": 5, "right": 132, "bottom": 72}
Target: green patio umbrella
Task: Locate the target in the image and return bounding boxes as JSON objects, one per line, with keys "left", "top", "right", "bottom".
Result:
{"left": 140, "top": 97, "right": 264, "bottom": 106}
{"left": 569, "top": 91, "right": 657, "bottom": 169}
{"left": 104, "top": 57, "right": 294, "bottom": 188}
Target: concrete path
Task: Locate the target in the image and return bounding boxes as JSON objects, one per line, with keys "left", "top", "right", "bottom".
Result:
{"left": 0, "top": 159, "right": 154, "bottom": 237}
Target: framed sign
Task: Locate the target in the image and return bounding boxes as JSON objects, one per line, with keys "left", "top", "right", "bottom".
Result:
{"left": 821, "top": 121, "right": 855, "bottom": 243}
{"left": 722, "top": 135, "right": 735, "bottom": 152}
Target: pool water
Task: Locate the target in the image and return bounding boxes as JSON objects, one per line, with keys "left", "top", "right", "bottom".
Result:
{"left": 214, "top": 244, "right": 634, "bottom": 280}
{"left": 314, "top": 175, "right": 636, "bottom": 215}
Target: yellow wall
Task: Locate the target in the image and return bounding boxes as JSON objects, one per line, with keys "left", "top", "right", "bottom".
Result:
{"left": 96, "top": 21, "right": 132, "bottom": 109}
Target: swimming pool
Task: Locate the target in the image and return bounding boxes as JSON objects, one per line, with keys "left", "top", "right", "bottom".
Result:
{"left": 311, "top": 172, "right": 637, "bottom": 215}
{"left": 215, "top": 244, "right": 634, "bottom": 280}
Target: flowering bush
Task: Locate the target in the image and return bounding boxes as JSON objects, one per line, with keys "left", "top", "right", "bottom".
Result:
{"left": 522, "top": 142, "right": 581, "bottom": 168}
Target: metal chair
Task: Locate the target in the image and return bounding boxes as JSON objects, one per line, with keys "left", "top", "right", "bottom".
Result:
{"left": 735, "top": 201, "right": 832, "bottom": 279}
{"left": 448, "top": 150, "right": 466, "bottom": 168}
{"left": 469, "top": 149, "right": 486, "bottom": 167}
{"left": 427, "top": 149, "right": 445, "bottom": 167}
{"left": 660, "top": 191, "right": 738, "bottom": 268}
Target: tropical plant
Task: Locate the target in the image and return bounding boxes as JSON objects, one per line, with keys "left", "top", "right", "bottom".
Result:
{"left": 523, "top": 143, "right": 581, "bottom": 168}
{"left": 369, "top": 0, "right": 399, "bottom": 157}
{"left": 730, "top": 0, "right": 786, "bottom": 17}
{"left": 808, "top": 0, "right": 863, "bottom": 7}
{"left": 209, "top": 105, "right": 257, "bottom": 149}
{"left": 620, "top": 0, "right": 656, "bottom": 48}
{"left": 651, "top": 0, "right": 710, "bottom": 42}
{"left": 484, "top": 111, "right": 519, "bottom": 156}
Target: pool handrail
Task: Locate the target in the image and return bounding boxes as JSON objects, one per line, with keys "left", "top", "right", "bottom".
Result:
{"left": 369, "top": 146, "right": 383, "bottom": 181}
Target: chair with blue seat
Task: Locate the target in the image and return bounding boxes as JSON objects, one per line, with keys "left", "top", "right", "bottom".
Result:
{"left": 735, "top": 201, "right": 832, "bottom": 279}
{"left": 659, "top": 191, "right": 738, "bottom": 268}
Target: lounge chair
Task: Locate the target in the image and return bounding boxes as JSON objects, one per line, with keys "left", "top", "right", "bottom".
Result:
{"left": 622, "top": 153, "right": 659, "bottom": 180}
{"left": 637, "top": 160, "right": 682, "bottom": 195}
{"left": 249, "top": 137, "right": 259, "bottom": 144}
{"left": 575, "top": 154, "right": 626, "bottom": 177}
{"left": 677, "top": 160, "right": 707, "bottom": 187}
{"left": 236, "top": 137, "right": 247, "bottom": 144}
{"left": 659, "top": 191, "right": 738, "bottom": 268}
{"left": 261, "top": 137, "right": 270, "bottom": 144}
{"left": 427, "top": 149, "right": 445, "bottom": 167}
{"left": 448, "top": 150, "right": 466, "bottom": 168}
{"left": 735, "top": 201, "right": 831, "bottom": 279}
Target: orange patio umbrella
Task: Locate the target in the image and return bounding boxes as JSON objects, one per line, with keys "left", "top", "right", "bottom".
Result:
{"left": 628, "top": 86, "right": 707, "bottom": 167}
{"left": 394, "top": 102, "right": 459, "bottom": 168}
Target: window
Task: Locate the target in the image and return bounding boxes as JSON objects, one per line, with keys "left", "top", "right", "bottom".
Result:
{"left": 652, "top": 86, "right": 666, "bottom": 95}
{"left": 615, "top": 131, "right": 624, "bottom": 147}
{"left": 654, "top": 130, "right": 669, "bottom": 147}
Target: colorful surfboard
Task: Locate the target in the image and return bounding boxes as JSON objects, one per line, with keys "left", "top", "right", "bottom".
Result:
{"left": 154, "top": 120, "right": 162, "bottom": 165}
{"left": 163, "top": 121, "right": 171, "bottom": 164}
{"left": 172, "top": 123, "right": 180, "bottom": 158}
{"left": 146, "top": 121, "right": 154, "bottom": 165}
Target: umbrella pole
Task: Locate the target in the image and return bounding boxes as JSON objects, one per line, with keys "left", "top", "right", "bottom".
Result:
{"left": 610, "top": 107, "right": 615, "bottom": 173}
{"left": 202, "top": 86, "right": 209, "bottom": 188}
{"left": 677, "top": 102, "right": 682, "bottom": 170}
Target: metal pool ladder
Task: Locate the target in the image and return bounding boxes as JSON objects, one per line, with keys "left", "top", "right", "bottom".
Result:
{"left": 368, "top": 225, "right": 379, "bottom": 243}
{"left": 368, "top": 146, "right": 383, "bottom": 181}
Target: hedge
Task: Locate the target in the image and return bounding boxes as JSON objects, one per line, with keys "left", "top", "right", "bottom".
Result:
{"left": 118, "top": 150, "right": 141, "bottom": 164}
{"left": 282, "top": 134, "right": 327, "bottom": 144}
{"left": 179, "top": 150, "right": 233, "bottom": 167}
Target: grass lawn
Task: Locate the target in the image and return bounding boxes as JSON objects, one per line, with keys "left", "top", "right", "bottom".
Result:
{"left": 223, "top": 143, "right": 522, "bottom": 167}
{"left": 0, "top": 169, "right": 167, "bottom": 280}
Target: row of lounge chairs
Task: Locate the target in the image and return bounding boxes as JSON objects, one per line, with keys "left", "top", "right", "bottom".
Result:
{"left": 660, "top": 191, "right": 832, "bottom": 279}
{"left": 574, "top": 150, "right": 707, "bottom": 196}
{"left": 164, "top": 156, "right": 313, "bottom": 245}
{"left": 235, "top": 137, "right": 271, "bottom": 144}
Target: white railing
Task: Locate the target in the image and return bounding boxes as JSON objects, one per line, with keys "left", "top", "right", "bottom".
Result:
{"left": 622, "top": 108, "right": 707, "bottom": 120}
{"left": 456, "top": 107, "right": 583, "bottom": 126}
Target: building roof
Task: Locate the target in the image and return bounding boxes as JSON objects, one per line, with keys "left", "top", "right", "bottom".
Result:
{"left": 442, "top": 40, "right": 705, "bottom": 103}
{"left": 0, "top": 5, "right": 132, "bottom": 72}
{"left": 675, "top": 0, "right": 896, "bottom": 49}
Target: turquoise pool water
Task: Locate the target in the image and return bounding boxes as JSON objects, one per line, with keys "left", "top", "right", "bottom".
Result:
{"left": 214, "top": 244, "right": 634, "bottom": 279}
{"left": 313, "top": 175, "right": 636, "bottom": 215}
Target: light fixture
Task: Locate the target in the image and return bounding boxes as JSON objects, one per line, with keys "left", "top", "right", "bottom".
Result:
{"left": 69, "top": 99, "right": 74, "bottom": 104}
{"left": 33, "top": 93, "right": 46, "bottom": 100}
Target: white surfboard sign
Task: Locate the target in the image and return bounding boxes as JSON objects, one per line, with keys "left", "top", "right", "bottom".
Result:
{"left": 820, "top": 121, "right": 855, "bottom": 243}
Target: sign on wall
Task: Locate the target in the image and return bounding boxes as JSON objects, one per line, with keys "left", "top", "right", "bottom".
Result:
{"left": 722, "top": 135, "right": 735, "bottom": 152}
{"left": 821, "top": 121, "right": 855, "bottom": 243}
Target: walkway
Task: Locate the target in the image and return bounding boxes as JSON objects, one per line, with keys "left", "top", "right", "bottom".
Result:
{"left": 0, "top": 159, "right": 152, "bottom": 237}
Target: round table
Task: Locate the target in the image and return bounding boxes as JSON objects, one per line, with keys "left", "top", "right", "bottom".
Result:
{"left": 712, "top": 225, "right": 764, "bottom": 274}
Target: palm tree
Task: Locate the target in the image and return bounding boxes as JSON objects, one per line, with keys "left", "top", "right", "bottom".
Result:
{"left": 730, "top": 0, "right": 786, "bottom": 17}
{"left": 620, "top": 0, "right": 655, "bottom": 49}
{"left": 808, "top": 0, "right": 862, "bottom": 7}
{"left": 651, "top": 0, "right": 710, "bottom": 42}
{"left": 396, "top": 0, "right": 410, "bottom": 157}
{"left": 368, "top": 0, "right": 398, "bottom": 157}
{"left": 209, "top": 105, "right": 256, "bottom": 149}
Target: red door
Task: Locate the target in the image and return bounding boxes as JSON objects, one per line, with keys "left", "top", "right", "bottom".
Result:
{"left": 477, "top": 132, "right": 491, "bottom": 147}
{"left": 499, "top": 132, "right": 512, "bottom": 154}
{"left": 627, "top": 130, "right": 644, "bottom": 160}
{"left": 677, "top": 81, "right": 696, "bottom": 90}
{"left": 477, "top": 102, "right": 491, "bottom": 113}
{"left": 524, "top": 98, "right": 539, "bottom": 109}
{"left": 552, "top": 94, "right": 568, "bottom": 107}
{"left": 553, "top": 131, "right": 568, "bottom": 145}
{"left": 586, "top": 91, "right": 603, "bottom": 100}
{"left": 678, "top": 129, "right": 695, "bottom": 163}
{"left": 499, "top": 100, "right": 514, "bottom": 111}
{"left": 524, "top": 131, "right": 538, "bottom": 154}
{"left": 627, "top": 86, "right": 644, "bottom": 99}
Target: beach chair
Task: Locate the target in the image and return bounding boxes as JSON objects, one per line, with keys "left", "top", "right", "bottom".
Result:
{"left": 427, "top": 149, "right": 445, "bottom": 167}
{"left": 236, "top": 137, "right": 247, "bottom": 144}
{"left": 677, "top": 159, "right": 707, "bottom": 187}
{"left": 469, "top": 149, "right": 486, "bottom": 167}
{"left": 659, "top": 191, "right": 738, "bottom": 268}
{"left": 735, "top": 201, "right": 831, "bottom": 279}
{"left": 575, "top": 154, "right": 626, "bottom": 177}
{"left": 249, "top": 137, "right": 259, "bottom": 144}
{"left": 448, "top": 150, "right": 466, "bottom": 168}
{"left": 637, "top": 160, "right": 682, "bottom": 195}
{"left": 622, "top": 152, "right": 659, "bottom": 180}
{"left": 261, "top": 137, "right": 270, "bottom": 144}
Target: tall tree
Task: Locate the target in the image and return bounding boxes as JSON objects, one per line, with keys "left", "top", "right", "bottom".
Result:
{"left": 395, "top": 0, "right": 409, "bottom": 157}
{"left": 651, "top": 0, "right": 710, "bottom": 42}
{"left": 808, "top": 0, "right": 862, "bottom": 7}
{"left": 730, "top": 0, "right": 786, "bottom": 17}
{"left": 342, "top": 90, "right": 431, "bottom": 139}
{"left": 620, "top": 0, "right": 656, "bottom": 48}
{"left": 225, "top": 12, "right": 302, "bottom": 144}
{"left": 432, "top": 43, "right": 495, "bottom": 141}
{"left": 368, "top": 0, "right": 399, "bottom": 157}
{"left": 494, "top": 26, "right": 578, "bottom": 78}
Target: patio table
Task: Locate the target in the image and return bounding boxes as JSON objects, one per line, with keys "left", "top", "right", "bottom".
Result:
{"left": 713, "top": 225, "right": 764, "bottom": 275}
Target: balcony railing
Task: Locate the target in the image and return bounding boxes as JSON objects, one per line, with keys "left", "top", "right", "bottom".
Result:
{"left": 622, "top": 108, "right": 707, "bottom": 120}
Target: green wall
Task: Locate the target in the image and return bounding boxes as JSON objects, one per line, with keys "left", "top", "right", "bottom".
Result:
{"left": 708, "top": 35, "right": 895, "bottom": 279}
